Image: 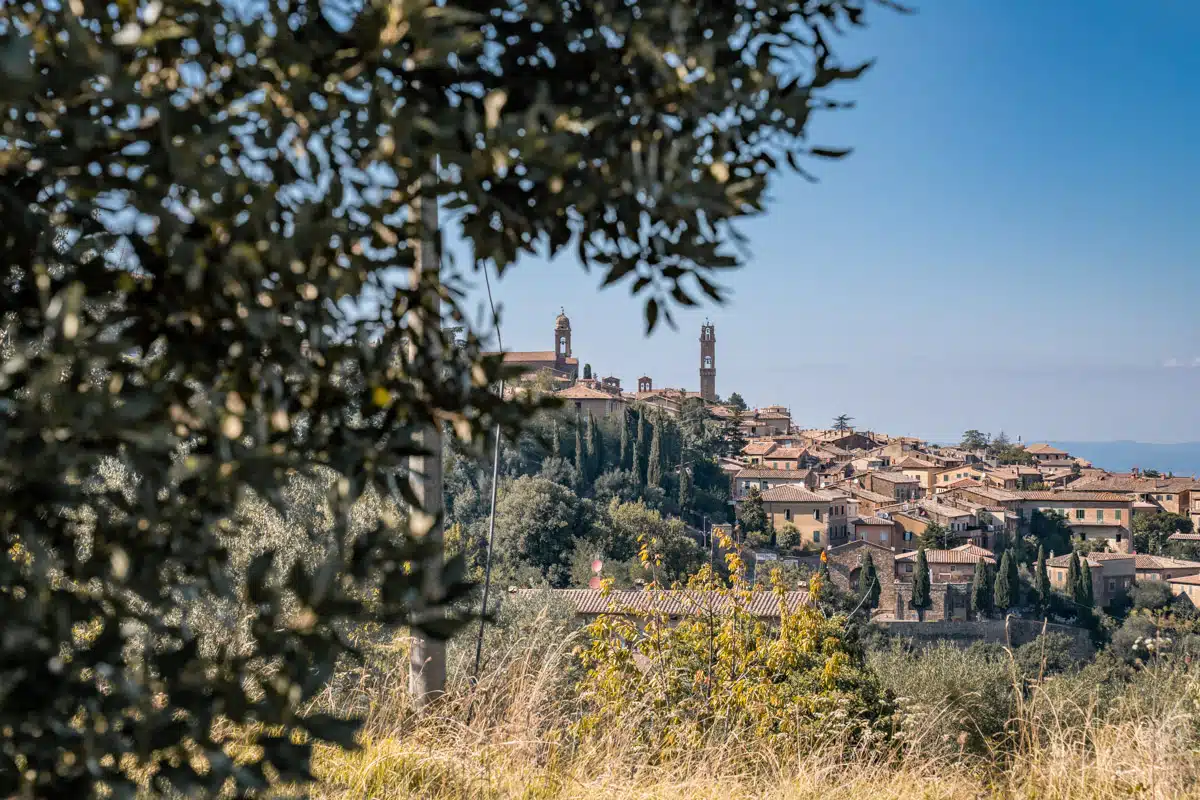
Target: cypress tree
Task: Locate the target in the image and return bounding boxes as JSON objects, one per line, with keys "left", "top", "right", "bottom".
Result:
{"left": 1081, "top": 564, "right": 1095, "bottom": 608}
{"left": 677, "top": 467, "right": 692, "bottom": 510}
{"left": 1006, "top": 543, "right": 1021, "bottom": 606}
{"left": 1035, "top": 545, "right": 1051, "bottom": 613}
{"left": 859, "top": 552, "right": 880, "bottom": 611}
{"left": 1066, "top": 550, "right": 1081, "bottom": 604}
{"left": 583, "top": 413, "right": 599, "bottom": 484}
{"left": 618, "top": 407, "right": 630, "bottom": 471}
{"left": 647, "top": 421, "right": 663, "bottom": 488}
{"left": 911, "top": 547, "right": 931, "bottom": 621}
{"left": 634, "top": 410, "right": 649, "bottom": 484}
{"left": 994, "top": 550, "right": 1014, "bottom": 612}
{"left": 1074, "top": 553, "right": 1094, "bottom": 608}
{"left": 574, "top": 418, "right": 585, "bottom": 480}
{"left": 970, "top": 559, "right": 989, "bottom": 618}
{"left": 550, "top": 418, "right": 561, "bottom": 458}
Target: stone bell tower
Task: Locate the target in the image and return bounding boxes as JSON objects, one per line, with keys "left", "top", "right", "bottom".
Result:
{"left": 699, "top": 320, "right": 716, "bottom": 402}
{"left": 554, "top": 308, "right": 572, "bottom": 366}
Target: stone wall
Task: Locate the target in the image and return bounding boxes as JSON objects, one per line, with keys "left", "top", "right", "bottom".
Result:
{"left": 877, "top": 617, "right": 1094, "bottom": 660}
{"left": 826, "top": 540, "right": 896, "bottom": 616}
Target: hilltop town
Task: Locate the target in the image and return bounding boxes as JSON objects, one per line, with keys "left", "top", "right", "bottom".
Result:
{"left": 495, "top": 310, "right": 1200, "bottom": 622}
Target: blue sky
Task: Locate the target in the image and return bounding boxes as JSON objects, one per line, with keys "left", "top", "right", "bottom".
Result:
{"left": 454, "top": 0, "right": 1200, "bottom": 443}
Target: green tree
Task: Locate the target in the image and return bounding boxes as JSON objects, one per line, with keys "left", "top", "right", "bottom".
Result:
{"left": 960, "top": 429, "right": 990, "bottom": 450}
{"left": 1030, "top": 510, "right": 1072, "bottom": 565}
{"left": 550, "top": 417, "right": 563, "bottom": 458}
{"left": 919, "top": 521, "right": 952, "bottom": 550}
{"left": 647, "top": 420, "right": 664, "bottom": 488}
{"left": 584, "top": 412, "right": 601, "bottom": 484}
{"left": 1, "top": 0, "right": 889, "bottom": 790}
{"left": 778, "top": 522, "right": 802, "bottom": 551}
{"left": 1076, "top": 558, "right": 1095, "bottom": 608}
{"left": 618, "top": 407, "right": 631, "bottom": 471}
{"left": 858, "top": 552, "right": 881, "bottom": 611}
{"left": 677, "top": 467, "right": 693, "bottom": 512}
{"left": 739, "top": 487, "right": 768, "bottom": 535}
{"left": 1134, "top": 512, "right": 1194, "bottom": 555}
{"left": 970, "top": 559, "right": 993, "bottom": 618}
{"left": 989, "top": 431, "right": 1012, "bottom": 454}
{"left": 833, "top": 414, "right": 855, "bottom": 432}
{"left": 1035, "top": 545, "right": 1051, "bottom": 613}
{"left": 496, "top": 476, "right": 594, "bottom": 586}
{"left": 575, "top": 418, "right": 587, "bottom": 482}
{"left": 635, "top": 410, "right": 651, "bottom": 485}
{"left": 994, "top": 551, "right": 1015, "bottom": 612}
{"left": 1066, "top": 551, "right": 1082, "bottom": 605}
{"left": 911, "top": 548, "right": 932, "bottom": 621}
{"left": 727, "top": 392, "right": 748, "bottom": 412}
{"left": 583, "top": 363, "right": 593, "bottom": 379}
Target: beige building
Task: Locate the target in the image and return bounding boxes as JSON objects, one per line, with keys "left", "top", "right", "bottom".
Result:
{"left": 762, "top": 447, "right": 811, "bottom": 471}
{"left": 1168, "top": 573, "right": 1200, "bottom": 607}
{"left": 1025, "top": 443, "right": 1071, "bottom": 463}
{"left": 864, "top": 471, "right": 921, "bottom": 502}
{"left": 896, "top": 456, "right": 941, "bottom": 494}
{"left": 1047, "top": 552, "right": 1134, "bottom": 608}
{"left": 1130, "top": 554, "right": 1200, "bottom": 583}
{"left": 933, "top": 464, "right": 991, "bottom": 491}
{"left": 851, "top": 516, "right": 899, "bottom": 548}
{"left": 895, "top": 546, "right": 996, "bottom": 584}
{"left": 554, "top": 382, "right": 625, "bottom": 417}
{"left": 758, "top": 486, "right": 853, "bottom": 548}
{"left": 732, "top": 467, "right": 817, "bottom": 501}
{"left": 1014, "top": 490, "right": 1135, "bottom": 553}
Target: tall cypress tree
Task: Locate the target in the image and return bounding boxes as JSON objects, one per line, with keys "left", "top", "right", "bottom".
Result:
{"left": 550, "top": 418, "right": 561, "bottom": 458}
{"left": 970, "top": 559, "right": 990, "bottom": 619}
{"left": 618, "top": 407, "right": 630, "bottom": 471}
{"left": 859, "top": 552, "right": 880, "bottom": 611}
{"left": 583, "top": 413, "right": 599, "bottom": 484}
{"left": 1075, "top": 555, "right": 1094, "bottom": 608}
{"left": 994, "top": 550, "right": 1014, "bottom": 612}
{"left": 911, "top": 548, "right": 931, "bottom": 621}
{"left": 677, "top": 466, "right": 692, "bottom": 510}
{"left": 1035, "top": 545, "right": 1051, "bottom": 613}
{"left": 647, "top": 421, "right": 663, "bottom": 488}
{"left": 1066, "top": 551, "right": 1081, "bottom": 605}
{"left": 634, "top": 410, "right": 649, "bottom": 484}
{"left": 574, "top": 417, "right": 585, "bottom": 480}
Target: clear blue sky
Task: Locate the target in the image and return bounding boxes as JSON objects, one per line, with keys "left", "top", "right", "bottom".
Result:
{"left": 453, "top": 0, "right": 1200, "bottom": 444}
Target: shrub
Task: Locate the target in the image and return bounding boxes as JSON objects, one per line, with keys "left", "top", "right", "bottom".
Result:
{"left": 777, "top": 522, "right": 803, "bottom": 550}
{"left": 1131, "top": 579, "right": 1175, "bottom": 613}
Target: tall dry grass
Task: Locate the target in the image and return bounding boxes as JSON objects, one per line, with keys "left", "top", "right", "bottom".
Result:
{"left": 301, "top": 597, "right": 1200, "bottom": 799}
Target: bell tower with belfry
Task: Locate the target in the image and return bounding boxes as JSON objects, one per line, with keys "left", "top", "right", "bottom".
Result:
{"left": 699, "top": 320, "right": 716, "bottom": 402}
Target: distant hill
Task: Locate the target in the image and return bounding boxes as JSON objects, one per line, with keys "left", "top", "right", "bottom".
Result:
{"left": 1049, "top": 441, "right": 1200, "bottom": 477}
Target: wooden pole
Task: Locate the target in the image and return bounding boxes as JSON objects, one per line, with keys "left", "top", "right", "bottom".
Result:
{"left": 407, "top": 169, "right": 446, "bottom": 708}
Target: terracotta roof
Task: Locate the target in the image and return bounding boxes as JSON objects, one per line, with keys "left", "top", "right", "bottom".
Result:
{"left": 1131, "top": 554, "right": 1200, "bottom": 570}
{"left": 1047, "top": 552, "right": 1134, "bottom": 568}
{"left": 850, "top": 487, "right": 893, "bottom": 503}
{"left": 896, "top": 549, "right": 996, "bottom": 565}
{"left": 1168, "top": 574, "right": 1200, "bottom": 586}
{"left": 735, "top": 467, "right": 813, "bottom": 481}
{"left": 501, "top": 350, "right": 579, "bottom": 366}
{"left": 764, "top": 447, "right": 808, "bottom": 460}
{"left": 895, "top": 457, "right": 938, "bottom": 469}
{"left": 872, "top": 472, "right": 919, "bottom": 484}
{"left": 741, "top": 442, "right": 777, "bottom": 456}
{"left": 952, "top": 544, "right": 997, "bottom": 558}
{"left": 954, "top": 485, "right": 1021, "bottom": 502}
{"left": 1015, "top": 491, "right": 1133, "bottom": 502}
{"left": 518, "top": 589, "right": 812, "bottom": 618}
{"left": 760, "top": 486, "right": 828, "bottom": 503}
{"left": 1169, "top": 533, "right": 1200, "bottom": 542}
{"left": 918, "top": 500, "right": 974, "bottom": 518}
{"left": 1070, "top": 475, "right": 1200, "bottom": 494}
{"left": 853, "top": 516, "right": 895, "bottom": 527}
{"left": 946, "top": 478, "right": 984, "bottom": 489}
{"left": 1027, "top": 443, "right": 1069, "bottom": 455}
{"left": 555, "top": 384, "right": 619, "bottom": 400}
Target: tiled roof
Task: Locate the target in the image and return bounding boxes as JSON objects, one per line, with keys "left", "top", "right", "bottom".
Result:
{"left": 1069, "top": 475, "right": 1200, "bottom": 493}
{"left": 850, "top": 487, "right": 893, "bottom": 503}
{"left": 918, "top": 499, "right": 974, "bottom": 518}
{"left": 895, "top": 549, "right": 996, "bottom": 565}
{"left": 760, "top": 486, "right": 828, "bottom": 503}
{"left": 946, "top": 478, "right": 984, "bottom": 489}
{"left": 895, "top": 457, "right": 938, "bottom": 469}
{"left": 1131, "top": 554, "right": 1200, "bottom": 570}
{"left": 764, "top": 447, "right": 808, "bottom": 460}
{"left": 1027, "top": 443, "right": 1069, "bottom": 455}
{"left": 735, "top": 467, "right": 813, "bottom": 480}
{"left": 742, "top": 442, "right": 777, "bottom": 456}
{"left": 555, "top": 384, "right": 619, "bottom": 400}
{"left": 853, "top": 516, "right": 895, "bottom": 526}
{"left": 952, "top": 544, "right": 997, "bottom": 558}
{"left": 501, "top": 350, "right": 558, "bottom": 362}
{"left": 1169, "top": 533, "right": 1200, "bottom": 542}
{"left": 1168, "top": 574, "right": 1200, "bottom": 586}
{"left": 954, "top": 485, "right": 1021, "bottom": 502}
{"left": 1047, "top": 552, "right": 1134, "bottom": 568}
{"left": 1015, "top": 491, "right": 1133, "bottom": 502}
{"left": 518, "top": 589, "right": 812, "bottom": 618}
{"left": 872, "top": 472, "right": 919, "bottom": 484}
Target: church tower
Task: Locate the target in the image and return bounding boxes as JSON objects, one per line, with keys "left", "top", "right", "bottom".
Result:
{"left": 554, "top": 308, "right": 572, "bottom": 362}
{"left": 699, "top": 320, "right": 716, "bottom": 402}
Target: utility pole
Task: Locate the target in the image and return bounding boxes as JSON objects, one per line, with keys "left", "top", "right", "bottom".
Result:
{"left": 407, "top": 170, "right": 445, "bottom": 708}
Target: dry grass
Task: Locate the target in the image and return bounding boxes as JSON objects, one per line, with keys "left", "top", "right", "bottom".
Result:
{"left": 297, "top": 601, "right": 1200, "bottom": 800}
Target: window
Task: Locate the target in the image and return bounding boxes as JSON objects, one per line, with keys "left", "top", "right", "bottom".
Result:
{"left": 813, "top": 531, "right": 820, "bottom": 543}
{"left": 1096, "top": 510, "right": 1104, "bottom": 521}
{"left": 814, "top": 509, "right": 821, "bottom": 521}
{"left": 943, "top": 475, "right": 949, "bottom": 482}
{"left": 905, "top": 563, "right": 913, "bottom": 572}
{"left": 703, "top": 355, "right": 712, "bottom": 368}
{"left": 1116, "top": 510, "right": 1122, "bottom": 521}
{"left": 881, "top": 532, "right": 889, "bottom": 543}
{"left": 1075, "top": 509, "right": 1085, "bottom": 520}
{"left": 762, "top": 481, "right": 769, "bottom": 490}
{"left": 1108, "top": 578, "right": 1116, "bottom": 592}
{"left": 785, "top": 509, "right": 792, "bottom": 521}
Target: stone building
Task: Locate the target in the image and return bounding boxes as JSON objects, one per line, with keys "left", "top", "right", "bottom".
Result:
{"left": 498, "top": 309, "right": 580, "bottom": 382}
{"left": 699, "top": 320, "right": 716, "bottom": 402}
